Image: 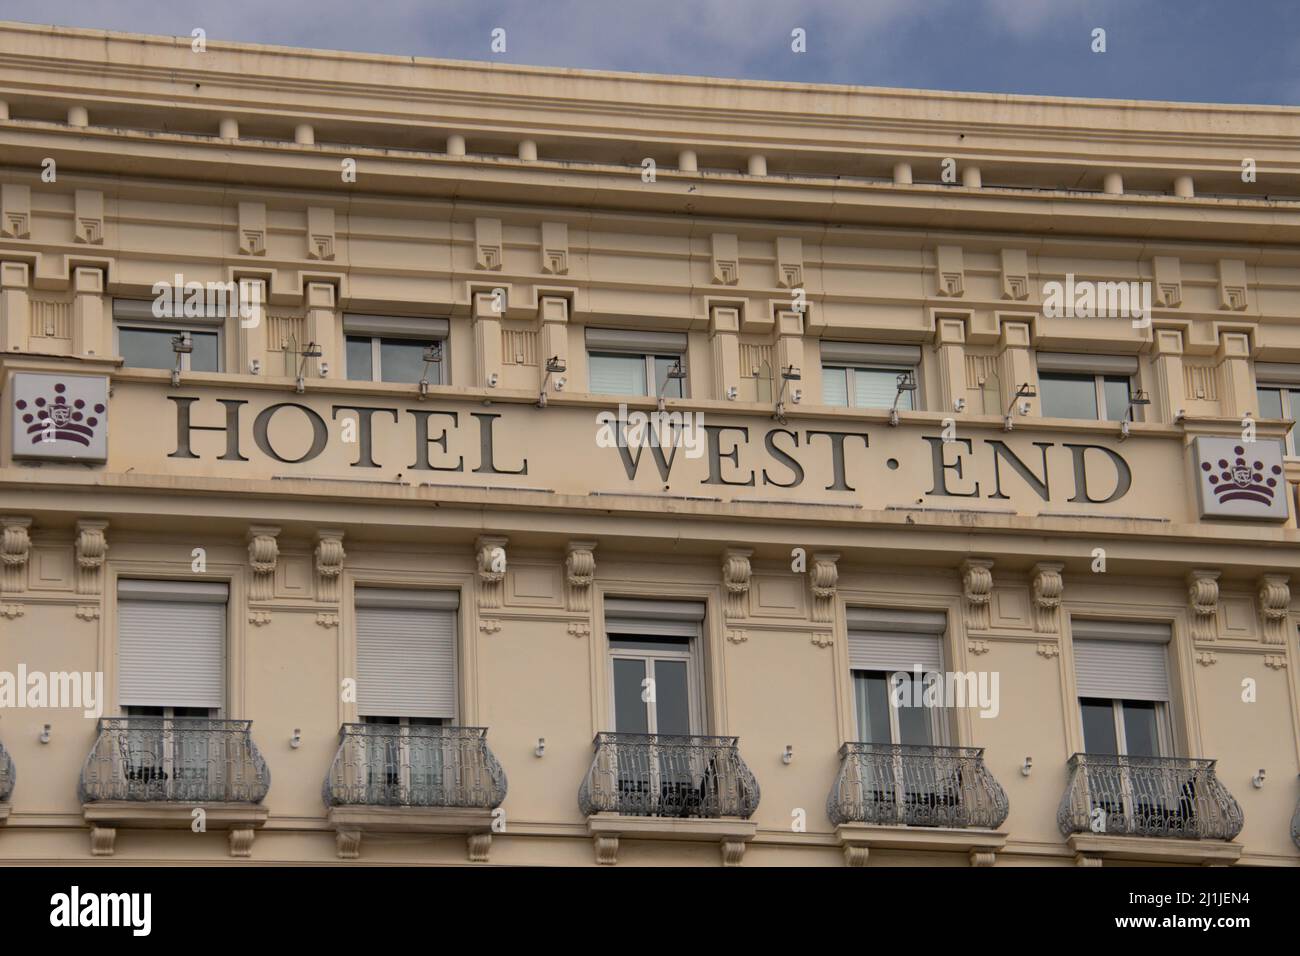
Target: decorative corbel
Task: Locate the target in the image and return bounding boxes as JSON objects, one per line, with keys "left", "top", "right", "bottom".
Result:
{"left": 314, "top": 529, "right": 346, "bottom": 604}
{"left": 565, "top": 541, "right": 597, "bottom": 612}
{"left": 75, "top": 519, "right": 109, "bottom": 596}
{"left": 722, "top": 547, "right": 753, "bottom": 620}
{"left": 246, "top": 525, "right": 280, "bottom": 603}
{"left": 809, "top": 552, "right": 840, "bottom": 624}
{"left": 1186, "top": 570, "right": 1220, "bottom": 642}
{"left": 476, "top": 536, "right": 508, "bottom": 610}
{"left": 961, "top": 558, "right": 994, "bottom": 631}
{"left": 0, "top": 517, "right": 32, "bottom": 595}
{"left": 1257, "top": 574, "right": 1291, "bottom": 645}
{"left": 1030, "top": 562, "right": 1064, "bottom": 634}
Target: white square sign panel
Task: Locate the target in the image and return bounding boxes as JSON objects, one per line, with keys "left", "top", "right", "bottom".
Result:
{"left": 10, "top": 372, "right": 109, "bottom": 462}
{"left": 1193, "top": 436, "right": 1288, "bottom": 521}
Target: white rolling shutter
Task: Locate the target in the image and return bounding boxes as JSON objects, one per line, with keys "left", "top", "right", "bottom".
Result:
{"left": 605, "top": 598, "right": 705, "bottom": 638}
{"left": 847, "top": 607, "right": 946, "bottom": 672}
{"left": 118, "top": 580, "right": 228, "bottom": 709}
{"left": 356, "top": 589, "right": 458, "bottom": 719}
{"left": 1074, "top": 640, "right": 1170, "bottom": 702}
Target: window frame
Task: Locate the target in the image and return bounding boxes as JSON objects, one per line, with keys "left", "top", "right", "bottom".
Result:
{"left": 1255, "top": 383, "right": 1300, "bottom": 456}
{"left": 1039, "top": 370, "right": 1136, "bottom": 422}
{"left": 606, "top": 636, "right": 704, "bottom": 736}
{"left": 824, "top": 363, "right": 919, "bottom": 410}
{"left": 114, "top": 322, "right": 223, "bottom": 373}
{"left": 850, "top": 668, "right": 948, "bottom": 746}
{"left": 588, "top": 350, "right": 688, "bottom": 399}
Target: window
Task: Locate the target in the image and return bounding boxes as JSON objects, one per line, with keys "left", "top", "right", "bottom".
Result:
{"left": 113, "top": 300, "right": 221, "bottom": 372}
{"left": 585, "top": 328, "right": 688, "bottom": 398}
{"left": 344, "top": 315, "right": 449, "bottom": 384}
{"left": 1255, "top": 364, "right": 1300, "bottom": 455}
{"left": 355, "top": 588, "right": 458, "bottom": 802}
{"left": 117, "top": 579, "right": 228, "bottom": 795}
{"left": 1036, "top": 353, "right": 1139, "bottom": 421}
{"left": 604, "top": 598, "right": 707, "bottom": 815}
{"left": 820, "top": 343, "right": 921, "bottom": 410}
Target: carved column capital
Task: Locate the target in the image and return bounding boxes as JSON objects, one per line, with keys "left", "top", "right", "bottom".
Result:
{"left": 1030, "top": 562, "right": 1064, "bottom": 634}
{"left": 0, "top": 516, "right": 32, "bottom": 594}
{"left": 809, "top": 552, "right": 840, "bottom": 624}
{"left": 1186, "top": 570, "right": 1220, "bottom": 642}
{"left": 247, "top": 525, "right": 280, "bottom": 603}
{"left": 565, "top": 540, "right": 597, "bottom": 612}
{"left": 314, "top": 529, "right": 346, "bottom": 603}
{"left": 722, "top": 547, "right": 754, "bottom": 620}
{"left": 75, "top": 519, "right": 109, "bottom": 596}
{"left": 961, "top": 558, "right": 994, "bottom": 631}
{"left": 476, "top": 535, "right": 508, "bottom": 609}
{"left": 1257, "top": 574, "right": 1291, "bottom": 645}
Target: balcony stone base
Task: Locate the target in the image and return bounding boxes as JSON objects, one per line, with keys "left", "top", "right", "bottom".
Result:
{"left": 326, "top": 806, "right": 498, "bottom": 862}
{"left": 1067, "top": 833, "right": 1244, "bottom": 866}
{"left": 586, "top": 813, "right": 757, "bottom": 866}
{"left": 82, "top": 802, "right": 269, "bottom": 858}
{"left": 835, "top": 823, "right": 1008, "bottom": 867}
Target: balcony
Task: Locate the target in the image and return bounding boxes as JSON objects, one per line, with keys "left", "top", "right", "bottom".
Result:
{"left": 1058, "top": 754, "right": 1244, "bottom": 865}
{"left": 578, "top": 732, "right": 760, "bottom": 865}
{"left": 78, "top": 717, "right": 270, "bottom": 857}
{"left": 322, "top": 724, "right": 507, "bottom": 861}
{"left": 828, "top": 743, "right": 1009, "bottom": 866}
{"left": 0, "top": 738, "right": 13, "bottom": 825}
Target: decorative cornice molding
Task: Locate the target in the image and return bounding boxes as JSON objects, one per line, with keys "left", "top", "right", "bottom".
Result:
{"left": 74, "top": 519, "right": 109, "bottom": 596}
{"left": 1186, "top": 570, "right": 1220, "bottom": 642}
{"left": 1030, "top": 562, "right": 1063, "bottom": 634}
{"left": 721, "top": 547, "right": 753, "bottom": 621}
{"left": 564, "top": 540, "right": 596, "bottom": 613}
{"left": 961, "top": 558, "right": 994, "bottom": 631}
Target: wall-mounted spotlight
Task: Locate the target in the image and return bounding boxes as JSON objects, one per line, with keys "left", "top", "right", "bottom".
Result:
{"left": 487, "top": 372, "right": 499, "bottom": 388}
{"left": 249, "top": 358, "right": 262, "bottom": 376}
{"left": 295, "top": 341, "right": 322, "bottom": 394}
{"left": 170, "top": 332, "right": 193, "bottom": 387}
{"left": 40, "top": 723, "right": 51, "bottom": 744}
{"left": 1174, "top": 409, "right": 1187, "bottom": 425}
{"left": 1003, "top": 383, "right": 1037, "bottom": 431}
{"left": 538, "top": 355, "right": 567, "bottom": 407}
{"left": 953, "top": 397, "right": 967, "bottom": 413}
{"left": 1252, "top": 768, "right": 1266, "bottom": 789}
{"left": 889, "top": 371, "right": 918, "bottom": 426}
{"left": 418, "top": 343, "right": 443, "bottom": 400}
{"left": 290, "top": 729, "right": 302, "bottom": 750}
{"left": 782, "top": 745, "right": 794, "bottom": 765}
{"left": 1119, "top": 390, "right": 1152, "bottom": 441}
{"left": 535, "top": 737, "right": 546, "bottom": 758}
{"left": 1021, "top": 756, "right": 1033, "bottom": 777}
{"left": 773, "top": 364, "right": 801, "bottom": 424}
{"left": 658, "top": 359, "right": 688, "bottom": 411}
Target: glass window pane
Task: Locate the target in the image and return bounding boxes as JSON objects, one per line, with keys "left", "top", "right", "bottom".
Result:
{"left": 854, "top": 367, "right": 911, "bottom": 410}
{"left": 1102, "top": 376, "right": 1131, "bottom": 422}
{"left": 853, "top": 672, "right": 893, "bottom": 744}
{"left": 895, "top": 672, "right": 936, "bottom": 746}
{"left": 652, "top": 659, "right": 690, "bottom": 736}
{"left": 589, "top": 353, "right": 647, "bottom": 395}
{"left": 1120, "top": 701, "right": 1161, "bottom": 757}
{"left": 119, "top": 327, "right": 179, "bottom": 370}
{"left": 1286, "top": 390, "right": 1300, "bottom": 456}
{"left": 822, "top": 367, "right": 849, "bottom": 406}
{"left": 190, "top": 332, "right": 219, "bottom": 373}
{"left": 346, "top": 336, "right": 373, "bottom": 381}
{"left": 379, "top": 338, "right": 429, "bottom": 384}
{"left": 654, "top": 355, "right": 685, "bottom": 398}
{"left": 1080, "top": 698, "right": 1118, "bottom": 754}
{"left": 1040, "top": 372, "right": 1098, "bottom": 420}
{"left": 1257, "top": 387, "right": 1283, "bottom": 420}
{"left": 612, "top": 658, "right": 649, "bottom": 734}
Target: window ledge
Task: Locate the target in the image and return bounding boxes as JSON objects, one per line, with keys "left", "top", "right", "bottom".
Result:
{"left": 1067, "top": 833, "right": 1243, "bottom": 866}
{"left": 327, "top": 805, "right": 498, "bottom": 861}
{"left": 586, "top": 812, "right": 757, "bottom": 866}
{"left": 81, "top": 801, "right": 268, "bottom": 858}
{"left": 835, "top": 822, "right": 1007, "bottom": 866}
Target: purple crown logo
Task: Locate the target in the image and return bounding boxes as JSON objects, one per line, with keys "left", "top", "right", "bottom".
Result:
{"left": 14, "top": 382, "right": 104, "bottom": 447}
{"left": 1201, "top": 445, "right": 1282, "bottom": 506}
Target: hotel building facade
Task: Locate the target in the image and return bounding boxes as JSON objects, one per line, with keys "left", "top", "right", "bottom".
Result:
{"left": 0, "top": 22, "right": 1299, "bottom": 866}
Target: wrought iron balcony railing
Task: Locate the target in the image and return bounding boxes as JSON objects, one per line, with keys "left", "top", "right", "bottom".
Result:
{"left": 322, "top": 724, "right": 506, "bottom": 809}
{"left": 79, "top": 718, "right": 270, "bottom": 804}
{"left": 578, "top": 732, "right": 760, "bottom": 819}
{"left": 0, "top": 739, "right": 14, "bottom": 802}
{"left": 1292, "top": 786, "right": 1300, "bottom": 850}
{"left": 827, "top": 742, "right": 1009, "bottom": 829}
{"left": 1057, "top": 753, "right": 1243, "bottom": 841}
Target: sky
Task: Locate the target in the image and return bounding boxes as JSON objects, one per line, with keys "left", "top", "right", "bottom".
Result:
{"left": 0, "top": 0, "right": 1298, "bottom": 106}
